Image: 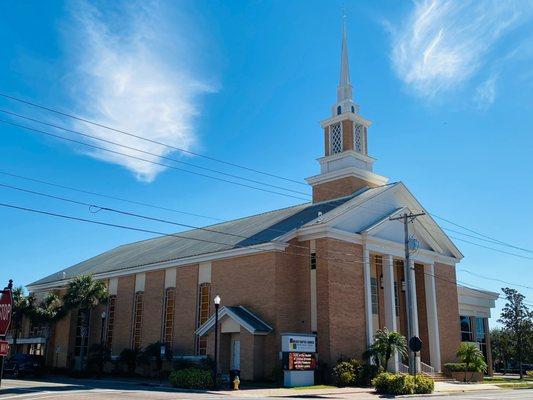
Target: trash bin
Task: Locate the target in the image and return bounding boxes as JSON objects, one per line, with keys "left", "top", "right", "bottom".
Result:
{"left": 229, "top": 369, "right": 240, "bottom": 389}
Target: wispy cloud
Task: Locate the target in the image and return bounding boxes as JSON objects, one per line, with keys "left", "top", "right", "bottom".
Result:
{"left": 63, "top": 1, "right": 212, "bottom": 182}
{"left": 474, "top": 75, "right": 498, "bottom": 110}
{"left": 388, "top": 0, "right": 526, "bottom": 99}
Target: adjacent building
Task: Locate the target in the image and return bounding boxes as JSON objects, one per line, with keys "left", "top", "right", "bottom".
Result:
{"left": 20, "top": 27, "right": 497, "bottom": 380}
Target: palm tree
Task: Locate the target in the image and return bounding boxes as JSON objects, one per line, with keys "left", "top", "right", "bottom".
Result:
{"left": 11, "top": 286, "right": 35, "bottom": 355}
{"left": 364, "top": 328, "right": 407, "bottom": 371}
{"left": 63, "top": 275, "right": 108, "bottom": 372}
{"left": 456, "top": 342, "right": 487, "bottom": 382}
{"left": 30, "top": 292, "right": 65, "bottom": 365}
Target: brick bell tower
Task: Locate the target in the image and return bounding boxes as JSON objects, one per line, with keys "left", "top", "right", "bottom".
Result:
{"left": 306, "top": 22, "right": 388, "bottom": 203}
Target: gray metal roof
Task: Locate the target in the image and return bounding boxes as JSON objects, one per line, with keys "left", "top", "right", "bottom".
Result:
{"left": 195, "top": 305, "right": 273, "bottom": 336}
{"left": 29, "top": 191, "right": 363, "bottom": 287}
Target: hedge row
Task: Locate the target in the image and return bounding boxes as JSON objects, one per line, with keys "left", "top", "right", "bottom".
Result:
{"left": 372, "top": 372, "right": 434, "bottom": 395}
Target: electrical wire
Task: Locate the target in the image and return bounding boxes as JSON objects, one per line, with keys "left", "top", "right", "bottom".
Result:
{"left": 2, "top": 187, "right": 532, "bottom": 305}
{"left": 0, "top": 118, "right": 309, "bottom": 201}
{"left": 0, "top": 92, "right": 307, "bottom": 186}
{"left": 1, "top": 101, "right": 531, "bottom": 257}
{"left": 0, "top": 108, "right": 311, "bottom": 197}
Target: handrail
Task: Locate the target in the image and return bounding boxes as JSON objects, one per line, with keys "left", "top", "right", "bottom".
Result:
{"left": 420, "top": 361, "right": 435, "bottom": 375}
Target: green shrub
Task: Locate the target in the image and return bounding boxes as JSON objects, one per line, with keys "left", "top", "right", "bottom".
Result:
{"left": 443, "top": 362, "right": 479, "bottom": 372}
{"left": 169, "top": 367, "right": 213, "bottom": 389}
{"left": 356, "top": 364, "right": 381, "bottom": 387}
{"left": 372, "top": 372, "right": 433, "bottom": 395}
{"left": 414, "top": 375, "right": 434, "bottom": 394}
{"left": 332, "top": 361, "right": 357, "bottom": 386}
{"left": 332, "top": 359, "right": 382, "bottom": 387}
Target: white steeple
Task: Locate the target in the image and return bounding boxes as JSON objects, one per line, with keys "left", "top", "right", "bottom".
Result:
{"left": 337, "top": 19, "right": 353, "bottom": 102}
{"left": 332, "top": 15, "right": 359, "bottom": 117}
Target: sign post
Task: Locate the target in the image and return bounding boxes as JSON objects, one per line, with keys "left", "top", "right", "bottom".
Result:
{"left": 0, "top": 280, "right": 14, "bottom": 388}
{"left": 409, "top": 336, "right": 423, "bottom": 378}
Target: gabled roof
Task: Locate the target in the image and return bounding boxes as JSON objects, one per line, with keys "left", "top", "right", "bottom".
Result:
{"left": 195, "top": 306, "right": 273, "bottom": 336}
{"left": 28, "top": 193, "right": 357, "bottom": 288}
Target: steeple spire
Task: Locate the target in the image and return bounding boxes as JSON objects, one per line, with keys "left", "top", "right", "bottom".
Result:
{"left": 337, "top": 13, "right": 353, "bottom": 102}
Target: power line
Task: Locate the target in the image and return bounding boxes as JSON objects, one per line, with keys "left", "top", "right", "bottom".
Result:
{"left": 0, "top": 180, "right": 378, "bottom": 260}
{"left": 0, "top": 109, "right": 310, "bottom": 197}
{"left": 2, "top": 159, "right": 532, "bottom": 265}
{"left": 448, "top": 235, "right": 533, "bottom": 261}
{"left": 459, "top": 269, "right": 533, "bottom": 291}
{"left": 431, "top": 213, "right": 533, "bottom": 254}
{"left": 3, "top": 197, "right": 531, "bottom": 306}
{"left": 0, "top": 170, "right": 224, "bottom": 222}
{"left": 1, "top": 95, "right": 532, "bottom": 262}
{"left": 0, "top": 92, "right": 308, "bottom": 187}
{"left": 1, "top": 97, "right": 531, "bottom": 257}
{"left": 0, "top": 118, "right": 309, "bottom": 202}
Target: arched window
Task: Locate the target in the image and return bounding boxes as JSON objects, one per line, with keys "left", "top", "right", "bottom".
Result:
{"left": 196, "top": 283, "right": 211, "bottom": 355}
{"left": 106, "top": 295, "right": 117, "bottom": 349}
{"left": 132, "top": 291, "right": 144, "bottom": 351}
{"left": 351, "top": 105, "right": 355, "bottom": 113}
{"left": 162, "top": 288, "right": 176, "bottom": 349}
{"left": 337, "top": 105, "right": 342, "bottom": 115}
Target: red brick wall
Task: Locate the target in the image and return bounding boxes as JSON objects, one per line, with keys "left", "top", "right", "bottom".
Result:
{"left": 142, "top": 270, "right": 165, "bottom": 347}
{"left": 113, "top": 275, "right": 135, "bottom": 353}
{"left": 312, "top": 176, "right": 377, "bottom": 203}
{"left": 316, "top": 238, "right": 366, "bottom": 366}
{"left": 435, "top": 263, "right": 461, "bottom": 364}
{"left": 173, "top": 264, "right": 198, "bottom": 355}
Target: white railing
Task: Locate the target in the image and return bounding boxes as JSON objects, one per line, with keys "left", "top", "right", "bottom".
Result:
{"left": 420, "top": 362, "right": 435, "bottom": 375}
{"left": 398, "top": 362, "right": 435, "bottom": 375}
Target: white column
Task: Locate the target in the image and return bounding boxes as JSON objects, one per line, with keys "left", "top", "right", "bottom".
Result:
{"left": 363, "top": 247, "right": 373, "bottom": 347}
{"left": 424, "top": 263, "right": 442, "bottom": 372}
{"left": 383, "top": 255, "right": 399, "bottom": 372}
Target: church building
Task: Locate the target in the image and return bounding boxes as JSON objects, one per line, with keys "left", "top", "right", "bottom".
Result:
{"left": 22, "top": 27, "right": 497, "bottom": 381}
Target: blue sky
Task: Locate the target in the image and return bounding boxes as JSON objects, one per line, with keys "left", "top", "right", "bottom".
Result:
{"left": 0, "top": 0, "right": 532, "bottom": 326}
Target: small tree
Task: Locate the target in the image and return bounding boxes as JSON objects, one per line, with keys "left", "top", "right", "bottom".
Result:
{"left": 456, "top": 342, "right": 487, "bottom": 382}
{"left": 11, "top": 286, "right": 35, "bottom": 355}
{"left": 498, "top": 287, "right": 533, "bottom": 379}
{"left": 30, "top": 292, "right": 65, "bottom": 363}
{"left": 490, "top": 328, "right": 514, "bottom": 373}
{"left": 364, "top": 328, "right": 407, "bottom": 371}
{"left": 63, "top": 275, "right": 108, "bottom": 372}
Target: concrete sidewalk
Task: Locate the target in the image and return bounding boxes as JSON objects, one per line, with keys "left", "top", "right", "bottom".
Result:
{"left": 214, "top": 381, "right": 502, "bottom": 398}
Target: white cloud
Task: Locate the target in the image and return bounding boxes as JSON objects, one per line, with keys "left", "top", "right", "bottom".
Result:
{"left": 474, "top": 75, "right": 498, "bottom": 110}
{"left": 389, "top": 0, "right": 525, "bottom": 98}
{"left": 64, "top": 1, "right": 212, "bottom": 182}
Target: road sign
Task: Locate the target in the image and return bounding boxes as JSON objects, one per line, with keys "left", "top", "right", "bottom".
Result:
{"left": 409, "top": 336, "right": 423, "bottom": 353}
{"left": 0, "top": 290, "right": 13, "bottom": 337}
{"left": 0, "top": 341, "right": 8, "bottom": 357}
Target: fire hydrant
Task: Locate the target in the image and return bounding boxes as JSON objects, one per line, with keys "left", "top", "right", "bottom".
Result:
{"left": 232, "top": 375, "right": 240, "bottom": 390}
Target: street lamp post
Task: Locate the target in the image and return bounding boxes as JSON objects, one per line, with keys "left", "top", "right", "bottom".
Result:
{"left": 99, "top": 311, "right": 107, "bottom": 379}
{"left": 213, "top": 295, "right": 221, "bottom": 389}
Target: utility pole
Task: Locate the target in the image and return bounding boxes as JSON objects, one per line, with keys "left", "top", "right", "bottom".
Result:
{"left": 390, "top": 212, "right": 425, "bottom": 375}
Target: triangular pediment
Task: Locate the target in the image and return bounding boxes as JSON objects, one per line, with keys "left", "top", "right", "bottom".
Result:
{"left": 296, "top": 183, "right": 462, "bottom": 260}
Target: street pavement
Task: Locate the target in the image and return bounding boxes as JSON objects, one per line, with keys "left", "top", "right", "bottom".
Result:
{"left": 1, "top": 377, "right": 532, "bottom": 399}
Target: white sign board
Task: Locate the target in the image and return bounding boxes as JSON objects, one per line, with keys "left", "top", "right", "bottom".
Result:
{"left": 281, "top": 334, "right": 316, "bottom": 353}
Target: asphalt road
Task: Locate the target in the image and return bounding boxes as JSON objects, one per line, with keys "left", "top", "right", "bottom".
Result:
{"left": 1, "top": 377, "right": 532, "bottom": 399}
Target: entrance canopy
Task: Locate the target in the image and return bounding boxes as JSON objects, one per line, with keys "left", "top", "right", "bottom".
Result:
{"left": 195, "top": 305, "right": 273, "bottom": 336}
